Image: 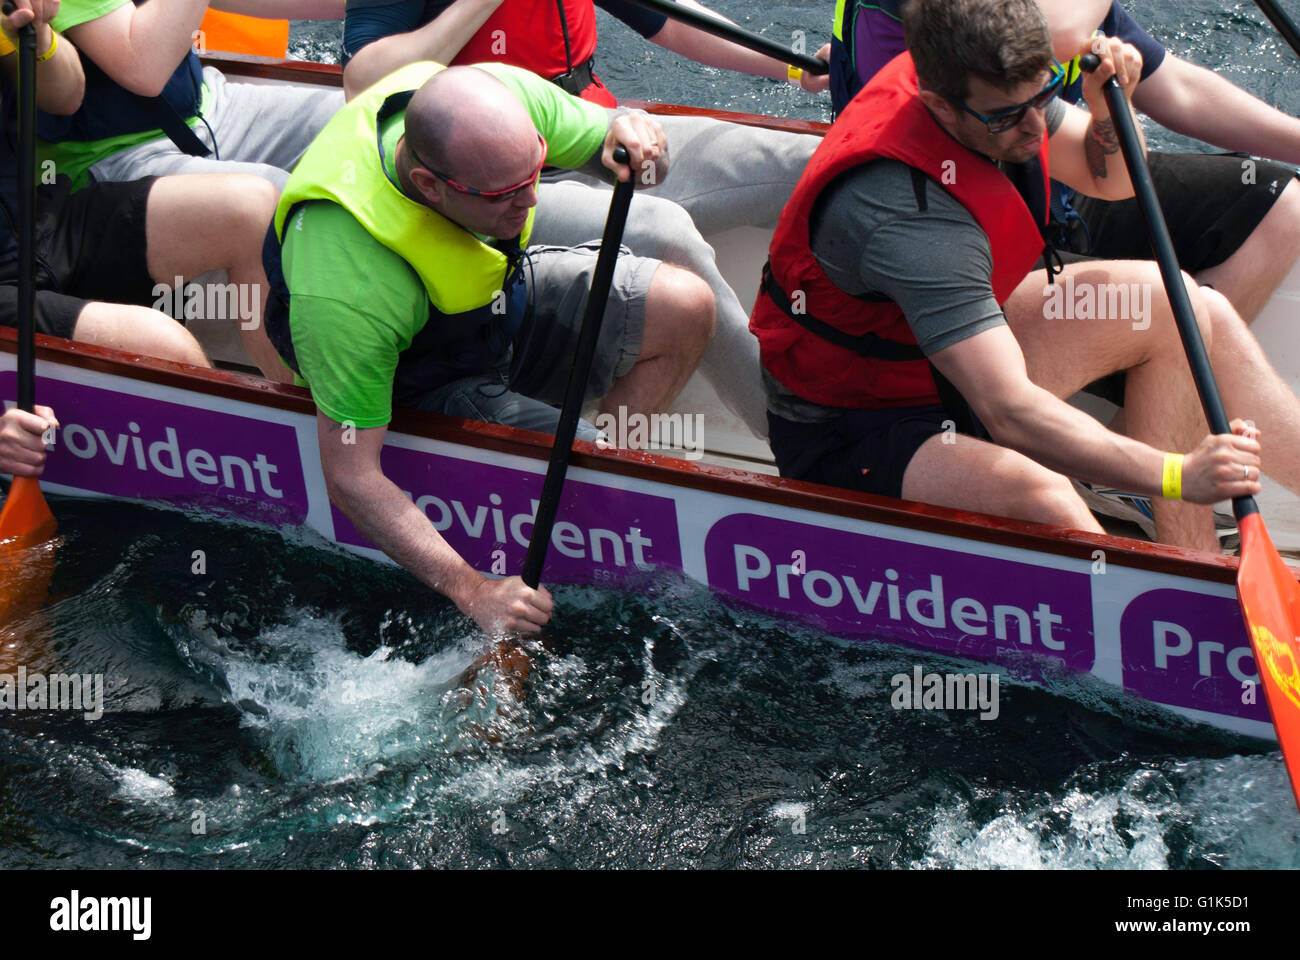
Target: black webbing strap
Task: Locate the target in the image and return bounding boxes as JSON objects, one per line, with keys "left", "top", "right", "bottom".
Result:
{"left": 759, "top": 261, "right": 925, "bottom": 361}
{"left": 138, "top": 91, "right": 210, "bottom": 157}
{"left": 550, "top": 58, "right": 595, "bottom": 97}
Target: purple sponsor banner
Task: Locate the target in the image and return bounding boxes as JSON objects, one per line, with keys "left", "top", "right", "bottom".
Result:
{"left": 331, "top": 444, "right": 681, "bottom": 582}
{"left": 1120, "top": 589, "right": 1264, "bottom": 722}
{"left": 704, "top": 513, "right": 1095, "bottom": 669}
{"left": 2, "top": 372, "right": 309, "bottom": 524}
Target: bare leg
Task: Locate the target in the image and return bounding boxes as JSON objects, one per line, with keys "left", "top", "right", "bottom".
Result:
{"left": 903, "top": 432, "right": 1103, "bottom": 532}
{"left": 144, "top": 174, "right": 292, "bottom": 384}
{"left": 599, "top": 263, "right": 714, "bottom": 423}
{"left": 1201, "top": 285, "right": 1300, "bottom": 492}
{"left": 1198, "top": 180, "right": 1300, "bottom": 323}
{"left": 71, "top": 301, "right": 210, "bottom": 367}
{"left": 1003, "top": 260, "right": 1217, "bottom": 550}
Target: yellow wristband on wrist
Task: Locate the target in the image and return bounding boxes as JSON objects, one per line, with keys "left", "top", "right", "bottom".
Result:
{"left": 787, "top": 64, "right": 802, "bottom": 83}
{"left": 36, "top": 30, "right": 58, "bottom": 62}
{"left": 1162, "top": 453, "right": 1184, "bottom": 500}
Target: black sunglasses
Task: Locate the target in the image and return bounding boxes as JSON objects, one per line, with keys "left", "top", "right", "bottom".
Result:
{"left": 942, "top": 63, "right": 1066, "bottom": 134}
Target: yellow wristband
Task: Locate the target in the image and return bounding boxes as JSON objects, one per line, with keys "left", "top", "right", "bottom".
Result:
{"left": 36, "top": 30, "right": 57, "bottom": 62}
{"left": 1162, "top": 453, "right": 1184, "bottom": 500}
{"left": 787, "top": 64, "right": 802, "bottom": 83}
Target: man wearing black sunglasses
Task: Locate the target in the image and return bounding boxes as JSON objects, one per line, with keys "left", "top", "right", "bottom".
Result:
{"left": 749, "top": 0, "right": 1299, "bottom": 552}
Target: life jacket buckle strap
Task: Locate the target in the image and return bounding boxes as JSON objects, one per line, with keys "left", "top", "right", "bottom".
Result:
{"left": 760, "top": 261, "right": 926, "bottom": 362}
{"left": 549, "top": 58, "right": 596, "bottom": 98}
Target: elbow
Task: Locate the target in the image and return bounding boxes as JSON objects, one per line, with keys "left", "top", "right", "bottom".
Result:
{"left": 103, "top": 57, "right": 173, "bottom": 98}
{"left": 124, "top": 71, "right": 170, "bottom": 99}
{"left": 42, "top": 81, "right": 85, "bottom": 116}
{"left": 976, "top": 395, "right": 1037, "bottom": 451}
{"left": 342, "top": 53, "right": 375, "bottom": 101}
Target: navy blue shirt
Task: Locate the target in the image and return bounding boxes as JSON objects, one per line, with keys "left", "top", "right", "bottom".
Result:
{"left": 1061, "top": 2, "right": 1166, "bottom": 105}
{"left": 343, "top": 0, "right": 668, "bottom": 65}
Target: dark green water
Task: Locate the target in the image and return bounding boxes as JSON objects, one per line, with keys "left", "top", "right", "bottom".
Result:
{"left": 2, "top": 1, "right": 1298, "bottom": 870}
{"left": 0, "top": 498, "right": 1291, "bottom": 869}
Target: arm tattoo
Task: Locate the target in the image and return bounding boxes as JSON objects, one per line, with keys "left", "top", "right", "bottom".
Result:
{"left": 1085, "top": 117, "right": 1121, "bottom": 180}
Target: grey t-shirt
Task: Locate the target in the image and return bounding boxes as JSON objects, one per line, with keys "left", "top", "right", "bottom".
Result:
{"left": 765, "top": 99, "right": 1066, "bottom": 422}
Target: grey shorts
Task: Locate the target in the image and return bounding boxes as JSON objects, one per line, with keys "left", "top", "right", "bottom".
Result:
{"left": 411, "top": 241, "right": 659, "bottom": 440}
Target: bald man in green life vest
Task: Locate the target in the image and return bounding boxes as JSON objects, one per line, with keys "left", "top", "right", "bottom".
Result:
{"left": 263, "top": 62, "right": 714, "bottom": 635}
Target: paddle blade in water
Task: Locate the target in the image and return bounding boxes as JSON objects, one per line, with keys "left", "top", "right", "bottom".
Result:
{"left": 0, "top": 475, "right": 55, "bottom": 546}
{"left": 1236, "top": 512, "right": 1300, "bottom": 803}
{"left": 0, "top": 478, "right": 56, "bottom": 636}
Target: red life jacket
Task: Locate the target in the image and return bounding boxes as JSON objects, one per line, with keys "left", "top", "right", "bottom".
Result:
{"left": 750, "top": 51, "right": 1051, "bottom": 410}
{"left": 453, "top": 0, "right": 616, "bottom": 107}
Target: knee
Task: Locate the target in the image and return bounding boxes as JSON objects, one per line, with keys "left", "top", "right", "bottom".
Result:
{"left": 155, "top": 315, "right": 212, "bottom": 368}
{"left": 649, "top": 264, "right": 715, "bottom": 351}
{"left": 627, "top": 196, "right": 710, "bottom": 265}
{"left": 1023, "top": 472, "right": 1094, "bottom": 530}
{"left": 228, "top": 175, "right": 280, "bottom": 234}
{"left": 1149, "top": 266, "right": 1213, "bottom": 349}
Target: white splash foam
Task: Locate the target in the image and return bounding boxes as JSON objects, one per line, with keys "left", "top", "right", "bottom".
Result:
{"left": 113, "top": 767, "right": 175, "bottom": 800}
{"left": 218, "top": 610, "right": 482, "bottom": 784}
{"left": 914, "top": 769, "right": 1176, "bottom": 869}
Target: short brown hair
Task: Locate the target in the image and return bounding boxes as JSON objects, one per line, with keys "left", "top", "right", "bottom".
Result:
{"left": 902, "top": 0, "right": 1054, "bottom": 100}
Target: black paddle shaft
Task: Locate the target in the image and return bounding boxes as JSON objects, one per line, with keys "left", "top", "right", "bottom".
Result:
{"left": 521, "top": 147, "right": 635, "bottom": 589}
{"left": 1080, "top": 54, "right": 1259, "bottom": 520}
{"left": 1255, "top": 0, "right": 1300, "bottom": 60}
{"left": 8, "top": 7, "right": 35, "bottom": 414}
{"left": 622, "top": 0, "right": 829, "bottom": 75}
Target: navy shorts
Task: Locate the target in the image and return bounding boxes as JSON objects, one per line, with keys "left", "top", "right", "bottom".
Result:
{"left": 767, "top": 404, "right": 951, "bottom": 499}
{"left": 0, "top": 176, "right": 157, "bottom": 338}
{"left": 1067, "top": 151, "right": 1296, "bottom": 270}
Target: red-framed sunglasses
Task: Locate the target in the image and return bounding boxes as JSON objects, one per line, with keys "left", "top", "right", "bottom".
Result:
{"left": 413, "top": 133, "right": 548, "bottom": 202}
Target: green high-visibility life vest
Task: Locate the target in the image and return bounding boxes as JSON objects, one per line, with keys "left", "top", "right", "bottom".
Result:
{"left": 274, "top": 60, "right": 532, "bottom": 316}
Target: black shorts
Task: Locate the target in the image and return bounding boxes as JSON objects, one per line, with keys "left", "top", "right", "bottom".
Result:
{"left": 1068, "top": 152, "right": 1296, "bottom": 270}
{"left": 768, "top": 404, "right": 950, "bottom": 499}
{"left": 0, "top": 176, "right": 157, "bottom": 338}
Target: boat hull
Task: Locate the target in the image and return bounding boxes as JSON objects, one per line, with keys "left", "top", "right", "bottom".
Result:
{"left": 0, "top": 334, "right": 1279, "bottom": 741}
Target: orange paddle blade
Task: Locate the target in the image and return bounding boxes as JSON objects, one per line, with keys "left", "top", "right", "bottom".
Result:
{"left": 0, "top": 477, "right": 57, "bottom": 629}
{"left": 1236, "top": 512, "right": 1300, "bottom": 801}
{"left": 0, "top": 475, "right": 55, "bottom": 545}
{"left": 197, "top": 11, "right": 290, "bottom": 58}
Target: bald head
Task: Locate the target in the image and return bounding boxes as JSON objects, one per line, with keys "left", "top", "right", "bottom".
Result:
{"left": 405, "top": 67, "right": 540, "bottom": 186}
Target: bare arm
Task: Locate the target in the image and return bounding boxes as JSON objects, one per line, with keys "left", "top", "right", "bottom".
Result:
{"left": 1047, "top": 37, "right": 1143, "bottom": 201}
{"left": 929, "top": 324, "right": 1260, "bottom": 504}
{"left": 647, "top": 0, "right": 830, "bottom": 93}
{"left": 209, "top": 0, "right": 344, "bottom": 19}
{"left": 1, "top": 1, "right": 83, "bottom": 115}
{"left": 1036, "top": 0, "right": 1111, "bottom": 61}
{"left": 62, "top": 0, "right": 208, "bottom": 97}
{"left": 343, "top": 0, "right": 502, "bottom": 101}
{"left": 1132, "top": 54, "right": 1300, "bottom": 166}
{"left": 317, "top": 411, "right": 552, "bottom": 634}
